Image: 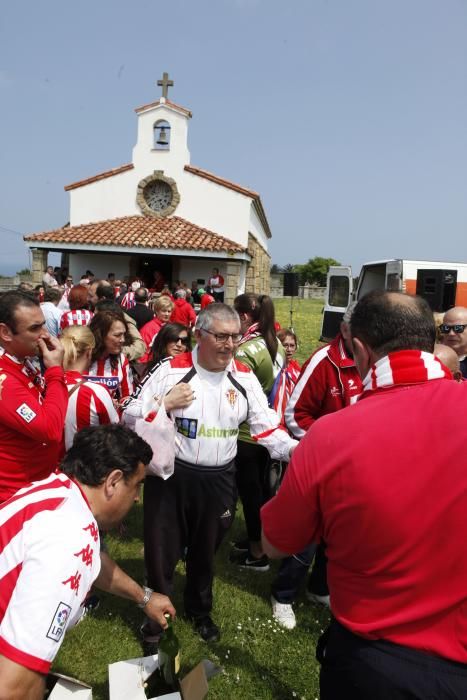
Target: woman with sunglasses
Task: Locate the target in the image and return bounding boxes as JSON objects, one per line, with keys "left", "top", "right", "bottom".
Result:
{"left": 122, "top": 323, "right": 192, "bottom": 428}
{"left": 145, "top": 323, "right": 192, "bottom": 375}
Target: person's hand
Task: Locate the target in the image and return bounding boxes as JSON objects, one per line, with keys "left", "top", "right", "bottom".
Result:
{"left": 37, "top": 335, "right": 64, "bottom": 369}
{"left": 163, "top": 384, "right": 195, "bottom": 412}
{"left": 145, "top": 592, "right": 176, "bottom": 629}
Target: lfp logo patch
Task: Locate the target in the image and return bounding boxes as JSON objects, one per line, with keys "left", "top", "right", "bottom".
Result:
{"left": 46, "top": 602, "right": 72, "bottom": 642}
{"left": 16, "top": 403, "right": 37, "bottom": 423}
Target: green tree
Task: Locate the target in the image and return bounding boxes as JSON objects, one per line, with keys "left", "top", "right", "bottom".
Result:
{"left": 16, "top": 267, "right": 31, "bottom": 276}
{"left": 295, "top": 257, "right": 341, "bottom": 286}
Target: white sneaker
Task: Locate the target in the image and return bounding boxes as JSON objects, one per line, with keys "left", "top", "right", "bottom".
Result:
{"left": 306, "top": 591, "right": 330, "bottom": 607}
{"left": 271, "top": 596, "right": 296, "bottom": 630}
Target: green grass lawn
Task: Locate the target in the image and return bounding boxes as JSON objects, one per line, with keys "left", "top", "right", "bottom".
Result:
{"left": 273, "top": 297, "right": 325, "bottom": 364}
{"left": 54, "top": 299, "right": 328, "bottom": 699}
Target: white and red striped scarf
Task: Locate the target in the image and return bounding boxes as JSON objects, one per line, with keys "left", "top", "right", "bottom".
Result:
{"left": 60, "top": 309, "right": 94, "bottom": 330}
{"left": 362, "top": 350, "right": 451, "bottom": 393}
{"left": 238, "top": 322, "right": 261, "bottom": 346}
{"left": 120, "top": 291, "right": 135, "bottom": 310}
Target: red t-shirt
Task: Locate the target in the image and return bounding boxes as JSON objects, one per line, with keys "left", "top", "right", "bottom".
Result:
{"left": 262, "top": 377, "right": 467, "bottom": 662}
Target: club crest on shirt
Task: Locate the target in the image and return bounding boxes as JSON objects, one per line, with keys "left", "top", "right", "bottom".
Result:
{"left": 46, "top": 602, "right": 72, "bottom": 642}
{"left": 16, "top": 402, "right": 37, "bottom": 423}
{"left": 225, "top": 388, "right": 237, "bottom": 408}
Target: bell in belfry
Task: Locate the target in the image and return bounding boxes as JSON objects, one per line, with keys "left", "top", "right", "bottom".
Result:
{"left": 157, "top": 126, "right": 169, "bottom": 146}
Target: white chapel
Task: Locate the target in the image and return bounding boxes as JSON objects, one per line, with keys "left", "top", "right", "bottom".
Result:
{"left": 25, "top": 73, "right": 272, "bottom": 303}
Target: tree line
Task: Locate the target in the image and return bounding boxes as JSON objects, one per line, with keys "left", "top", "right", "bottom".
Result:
{"left": 271, "top": 256, "right": 341, "bottom": 287}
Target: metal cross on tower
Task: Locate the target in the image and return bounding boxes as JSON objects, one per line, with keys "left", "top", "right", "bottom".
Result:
{"left": 157, "top": 72, "right": 174, "bottom": 99}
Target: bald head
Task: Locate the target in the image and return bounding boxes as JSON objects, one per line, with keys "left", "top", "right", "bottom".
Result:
{"left": 440, "top": 307, "right": 467, "bottom": 357}
{"left": 351, "top": 291, "right": 436, "bottom": 357}
{"left": 434, "top": 343, "right": 463, "bottom": 381}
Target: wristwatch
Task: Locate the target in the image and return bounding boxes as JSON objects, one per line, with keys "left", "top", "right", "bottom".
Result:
{"left": 138, "top": 586, "right": 153, "bottom": 608}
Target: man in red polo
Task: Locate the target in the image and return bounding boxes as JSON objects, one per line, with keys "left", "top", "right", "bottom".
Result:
{"left": 262, "top": 291, "right": 467, "bottom": 699}
{"left": 0, "top": 291, "right": 68, "bottom": 503}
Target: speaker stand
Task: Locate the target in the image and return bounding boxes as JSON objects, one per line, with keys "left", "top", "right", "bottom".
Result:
{"left": 289, "top": 294, "right": 295, "bottom": 332}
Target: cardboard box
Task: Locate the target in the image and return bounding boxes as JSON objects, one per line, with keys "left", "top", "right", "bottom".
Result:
{"left": 46, "top": 672, "right": 93, "bottom": 699}
{"left": 108, "top": 654, "right": 220, "bottom": 700}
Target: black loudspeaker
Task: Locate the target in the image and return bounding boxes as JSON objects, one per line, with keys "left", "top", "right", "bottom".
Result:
{"left": 415, "top": 269, "right": 457, "bottom": 312}
{"left": 283, "top": 272, "right": 299, "bottom": 297}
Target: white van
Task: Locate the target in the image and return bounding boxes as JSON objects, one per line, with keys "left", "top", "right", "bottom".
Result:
{"left": 322, "top": 259, "right": 467, "bottom": 341}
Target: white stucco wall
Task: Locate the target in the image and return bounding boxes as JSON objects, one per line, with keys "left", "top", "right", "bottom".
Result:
{"left": 67, "top": 100, "right": 268, "bottom": 252}
{"left": 174, "top": 259, "right": 226, "bottom": 288}
{"left": 132, "top": 104, "right": 190, "bottom": 173}
{"left": 69, "top": 253, "right": 132, "bottom": 281}
{"left": 249, "top": 204, "right": 269, "bottom": 251}
{"left": 69, "top": 170, "right": 140, "bottom": 225}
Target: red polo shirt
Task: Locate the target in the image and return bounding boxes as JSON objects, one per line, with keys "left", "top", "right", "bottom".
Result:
{"left": 262, "top": 377, "right": 467, "bottom": 663}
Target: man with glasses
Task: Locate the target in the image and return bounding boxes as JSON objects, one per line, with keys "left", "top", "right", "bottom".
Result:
{"left": 0, "top": 291, "right": 68, "bottom": 504}
{"left": 125, "top": 303, "right": 297, "bottom": 647}
{"left": 439, "top": 306, "right": 467, "bottom": 378}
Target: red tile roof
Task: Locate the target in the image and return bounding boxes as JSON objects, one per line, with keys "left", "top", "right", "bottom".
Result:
{"left": 134, "top": 98, "right": 192, "bottom": 117}
{"left": 24, "top": 215, "right": 246, "bottom": 254}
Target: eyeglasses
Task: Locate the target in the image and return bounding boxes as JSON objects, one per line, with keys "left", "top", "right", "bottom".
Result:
{"left": 200, "top": 328, "right": 242, "bottom": 344}
{"left": 174, "top": 336, "right": 190, "bottom": 345}
{"left": 439, "top": 324, "right": 467, "bottom": 334}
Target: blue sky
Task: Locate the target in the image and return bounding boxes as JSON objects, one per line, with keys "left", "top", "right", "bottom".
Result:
{"left": 1, "top": 0, "right": 467, "bottom": 276}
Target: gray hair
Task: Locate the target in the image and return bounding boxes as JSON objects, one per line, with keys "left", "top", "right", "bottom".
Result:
{"left": 174, "top": 289, "right": 186, "bottom": 299}
{"left": 196, "top": 303, "right": 240, "bottom": 331}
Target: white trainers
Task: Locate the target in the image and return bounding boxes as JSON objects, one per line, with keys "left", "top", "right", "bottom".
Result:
{"left": 271, "top": 596, "right": 296, "bottom": 630}
{"left": 306, "top": 591, "right": 330, "bottom": 607}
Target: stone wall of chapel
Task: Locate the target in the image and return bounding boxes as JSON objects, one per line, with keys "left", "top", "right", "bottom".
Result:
{"left": 245, "top": 233, "right": 271, "bottom": 295}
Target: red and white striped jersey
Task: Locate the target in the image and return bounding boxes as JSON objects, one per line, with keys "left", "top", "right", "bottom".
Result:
{"left": 88, "top": 353, "right": 134, "bottom": 400}
{"left": 60, "top": 309, "right": 94, "bottom": 331}
{"left": 0, "top": 472, "right": 101, "bottom": 674}
{"left": 64, "top": 371, "right": 119, "bottom": 449}
{"left": 120, "top": 291, "right": 135, "bottom": 310}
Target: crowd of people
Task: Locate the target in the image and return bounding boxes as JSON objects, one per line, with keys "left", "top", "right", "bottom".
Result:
{"left": 1, "top": 268, "right": 467, "bottom": 699}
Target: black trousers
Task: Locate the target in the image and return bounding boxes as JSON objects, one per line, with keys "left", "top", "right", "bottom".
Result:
{"left": 319, "top": 619, "right": 467, "bottom": 699}
{"left": 144, "top": 460, "right": 236, "bottom": 630}
{"left": 235, "top": 440, "right": 271, "bottom": 542}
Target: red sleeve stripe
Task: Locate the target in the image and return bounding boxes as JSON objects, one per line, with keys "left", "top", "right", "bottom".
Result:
{"left": 0, "top": 635, "right": 51, "bottom": 674}
{"left": 0, "top": 498, "right": 65, "bottom": 555}
{"left": 1, "top": 477, "right": 70, "bottom": 510}
{"left": 251, "top": 426, "right": 287, "bottom": 441}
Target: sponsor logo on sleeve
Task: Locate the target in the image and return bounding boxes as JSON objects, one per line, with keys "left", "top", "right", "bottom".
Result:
{"left": 46, "top": 602, "right": 72, "bottom": 642}
{"left": 16, "top": 403, "right": 37, "bottom": 423}
{"left": 175, "top": 417, "right": 198, "bottom": 439}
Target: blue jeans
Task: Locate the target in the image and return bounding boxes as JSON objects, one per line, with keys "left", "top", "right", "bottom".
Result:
{"left": 271, "top": 544, "right": 317, "bottom": 603}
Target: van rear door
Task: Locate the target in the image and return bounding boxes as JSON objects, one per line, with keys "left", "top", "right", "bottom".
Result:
{"left": 321, "top": 266, "right": 352, "bottom": 341}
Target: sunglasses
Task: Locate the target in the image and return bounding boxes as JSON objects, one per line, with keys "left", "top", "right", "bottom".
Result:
{"left": 174, "top": 336, "right": 190, "bottom": 345}
{"left": 439, "top": 324, "right": 467, "bottom": 334}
